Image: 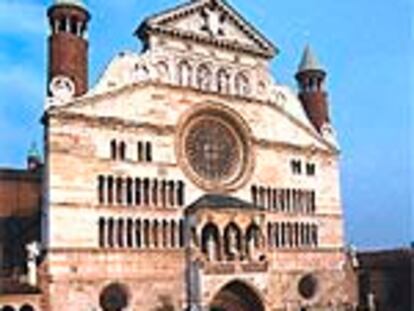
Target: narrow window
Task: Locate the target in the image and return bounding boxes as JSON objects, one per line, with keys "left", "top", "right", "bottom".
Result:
{"left": 286, "top": 189, "right": 291, "bottom": 212}
{"left": 259, "top": 187, "right": 266, "bottom": 208}
{"left": 267, "top": 188, "right": 272, "bottom": 210}
{"left": 135, "top": 178, "right": 142, "bottom": 206}
{"left": 117, "top": 219, "right": 124, "bottom": 248}
{"left": 108, "top": 218, "right": 114, "bottom": 247}
{"left": 58, "top": 18, "right": 66, "bottom": 32}
{"left": 303, "top": 224, "right": 310, "bottom": 246}
{"left": 107, "top": 176, "right": 114, "bottom": 205}
{"left": 281, "top": 223, "right": 286, "bottom": 247}
{"left": 179, "top": 219, "right": 185, "bottom": 247}
{"left": 272, "top": 189, "right": 278, "bottom": 211}
{"left": 310, "top": 191, "right": 316, "bottom": 213}
{"left": 135, "top": 219, "right": 142, "bottom": 248}
{"left": 300, "top": 223, "right": 305, "bottom": 246}
{"left": 98, "top": 175, "right": 105, "bottom": 204}
{"left": 110, "top": 140, "right": 117, "bottom": 160}
{"left": 291, "top": 160, "right": 302, "bottom": 175}
{"left": 146, "top": 142, "right": 152, "bottom": 162}
{"left": 119, "top": 142, "right": 126, "bottom": 161}
{"left": 306, "top": 163, "right": 316, "bottom": 176}
{"left": 294, "top": 223, "right": 300, "bottom": 247}
{"left": 177, "top": 181, "right": 185, "bottom": 206}
{"left": 127, "top": 219, "right": 133, "bottom": 248}
{"left": 143, "top": 178, "right": 150, "bottom": 205}
{"left": 137, "top": 142, "right": 143, "bottom": 162}
{"left": 162, "top": 220, "right": 169, "bottom": 248}
{"left": 168, "top": 181, "right": 175, "bottom": 207}
{"left": 292, "top": 189, "right": 297, "bottom": 212}
{"left": 280, "top": 189, "right": 285, "bottom": 212}
{"left": 312, "top": 225, "right": 318, "bottom": 247}
{"left": 99, "top": 218, "right": 106, "bottom": 248}
{"left": 126, "top": 178, "right": 133, "bottom": 205}
{"left": 70, "top": 18, "right": 77, "bottom": 35}
{"left": 170, "top": 220, "right": 177, "bottom": 248}
{"left": 267, "top": 223, "right": 273, "bottom": 248}
{"left": 153, "top": 220, "right": 159, "bottom": 248}
{"left": 116, "top": 177, "right": 123, "bottom": 205}
{"left": 152, "top": 179, "right": 159, "bottom": 206}
{"left": 275, "top": 223, "right": 280, "bottom": 248}
{"left": 286, "top": 223, "right": 293, "bottom": 247}
{"left": 251, "top": 186, "right": 257, "bottom": 206}
{"left": 161, "top": 180, "right": 167, "bottom": 207}
{"left": 143, "top": 220, "right": 150, "bottom": 248}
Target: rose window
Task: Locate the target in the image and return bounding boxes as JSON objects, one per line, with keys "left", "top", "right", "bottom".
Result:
{"left": 180, "top": 109, "right": 251, "bottom": 191}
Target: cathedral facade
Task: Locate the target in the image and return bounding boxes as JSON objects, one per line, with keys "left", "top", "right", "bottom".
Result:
{"left": 1, "top": 0, "right": 358, "bottom": 310}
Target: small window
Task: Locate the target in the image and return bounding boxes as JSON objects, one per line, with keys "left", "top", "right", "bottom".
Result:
{"left": 58, "top": 18, "right": 66, "bottom": 32}
{"left": 137, "top": 142, "right": 144, "bottom": 162}
{"left": 306, "top": 163, "right": 316, "bottom": 176}
{"left": 70, "top": 18, "right": 78, "bottom": 35}
{"left": 110, "top": 140, "right": 117, "bottom": 160}
{"left": 291, "top": 160, "right": 302, "bottom": 175}
{"left": 119, "top": 142, "right": 126, "bottom": 161}
{"left": 146, "top": 142, "right": 152, "bottom": 162}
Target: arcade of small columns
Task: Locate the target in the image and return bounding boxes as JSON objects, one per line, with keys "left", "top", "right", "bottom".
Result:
{"left": 187, "top": 214, "right": 320, "bottom": 263}
{"left": 98, "top": 176, "right": 186, "bottom": 208}
{"left": 97, "top": 216, "right": 319, "bottom": 258}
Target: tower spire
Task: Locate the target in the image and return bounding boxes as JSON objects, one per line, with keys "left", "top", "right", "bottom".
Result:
{"left": 298, "top": 44, "right": 324, "bottom": 73}
{"left": 27, "top": 142, "right": 42, "bottom": 171}
{"left": 295, "top": 45, "right": 330, "bottom": 133}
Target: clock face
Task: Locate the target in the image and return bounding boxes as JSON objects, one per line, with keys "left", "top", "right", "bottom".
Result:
{"left": 179, "top": 107, "right": 252, "bottom": 191}
{"left": 49, "top": 75, "right": 75, "bottom": 100}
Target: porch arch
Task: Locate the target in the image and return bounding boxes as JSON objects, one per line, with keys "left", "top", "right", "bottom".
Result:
{"left": 210, "top": 280, "right": 265, "bottom": 311}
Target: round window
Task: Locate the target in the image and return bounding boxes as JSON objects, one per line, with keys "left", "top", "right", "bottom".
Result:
{"left": 179, "top": 107, "right": 251, "bottom": 191}
{"left": 100, "top": 283, "right": 129, "bottom": 311}
{"left": 298, "top": 274, "right": 318, "bottom": 299}
{"left": 185, "top": 116, "right": 241, "bottom": 181}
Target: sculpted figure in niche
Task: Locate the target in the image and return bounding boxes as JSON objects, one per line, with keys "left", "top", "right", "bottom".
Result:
{"left": 207, "top": 235, "right": 217, "bottom": 261}
{"left": 228, "top": 228, "right": 238, "bottom": 256}
{"left": 247, "top": 235, "right": 256, "bottom": 261}
{"left": 225, "top": 225, "right": 241, "bottom": 261}
{"left": 246, "top": 224, "right": 261, "bottom": 261}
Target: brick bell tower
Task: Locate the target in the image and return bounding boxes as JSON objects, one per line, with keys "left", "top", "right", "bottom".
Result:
{"left": 47, "top": 0, "right": 90, "bottom": 97}
{"left": 295, "top": 45, "right": 330, "bottom": 133}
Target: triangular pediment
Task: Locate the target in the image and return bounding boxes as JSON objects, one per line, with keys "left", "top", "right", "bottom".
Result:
{"left": 137, "top": 0, "right": 277, "bottom": 58}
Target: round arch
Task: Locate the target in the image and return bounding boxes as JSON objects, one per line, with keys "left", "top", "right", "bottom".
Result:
{"left": 210, "top": 280, "right": 265, "bottom": 311}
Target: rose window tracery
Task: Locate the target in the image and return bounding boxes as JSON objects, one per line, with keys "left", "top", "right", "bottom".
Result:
{"left": 185, "top": 117, "right": 240, "bottom": 181}
{"left": 179, "top": 107, "right": 252, "bottom": 191}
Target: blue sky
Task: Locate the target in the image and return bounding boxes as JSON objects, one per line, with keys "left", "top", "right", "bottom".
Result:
{"left": 0, "top": 0, "right": 412, "bottom": 249}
